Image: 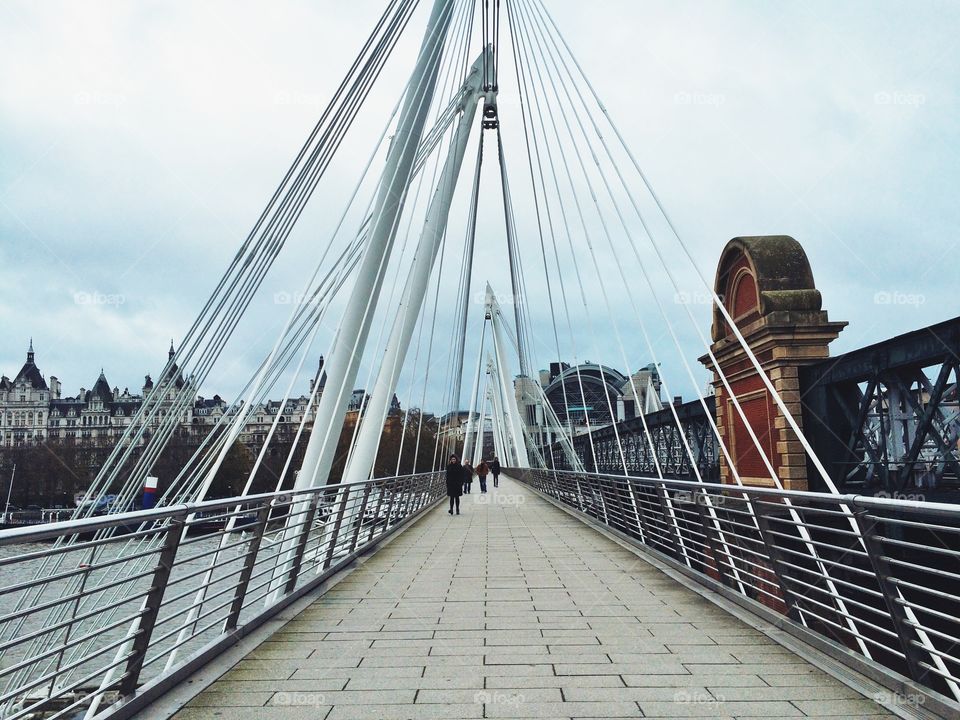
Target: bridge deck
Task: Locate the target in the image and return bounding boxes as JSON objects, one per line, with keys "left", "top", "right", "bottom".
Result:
{"left": 165, "top": 477, "right": 893, "bottom": 719}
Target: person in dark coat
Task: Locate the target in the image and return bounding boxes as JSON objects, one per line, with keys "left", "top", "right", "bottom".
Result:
{"left": 462, "top": 461, "right": 474, "bottom": 494}
{"left": 490, "top": 457, "right": 501, "bottom": 488}
{"left": 476, "top": 460, "right": 489, "bottom": 493}
{"left": 446, "top": 455, "right": 463, "bottom": 515}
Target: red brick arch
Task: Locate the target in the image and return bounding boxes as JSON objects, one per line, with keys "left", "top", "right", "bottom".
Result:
{"left": 701, "top": 236, "right": 846, "bottom": 490}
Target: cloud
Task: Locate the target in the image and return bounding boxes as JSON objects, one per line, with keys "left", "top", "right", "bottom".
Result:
{"left": 1, "top": 0, "right": 958, "bottom": 412}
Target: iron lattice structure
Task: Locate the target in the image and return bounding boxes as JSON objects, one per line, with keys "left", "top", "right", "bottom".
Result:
{"left": 802, "top": 316, "right": 960, "bottom": 493}
{"left": 546, "top": 398, "right": 719, "bottom": 481}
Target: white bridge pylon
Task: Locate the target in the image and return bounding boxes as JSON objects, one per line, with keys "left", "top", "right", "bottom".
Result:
{"left": 485, "top": 283, "right": 529, "bottom": 467}
{"left": 267, "top": 0, "right": 459, "bottom": 605}
{"left": 341, "top": 50, "right": 490, "bottom": 487}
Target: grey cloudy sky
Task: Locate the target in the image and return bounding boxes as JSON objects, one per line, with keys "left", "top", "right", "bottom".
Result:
{"left": 1, "top": 0, "right": 958, "bottom": 411}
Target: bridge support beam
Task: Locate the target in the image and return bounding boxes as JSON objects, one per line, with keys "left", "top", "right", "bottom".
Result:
{"left": 342, "top": 50, "right": 487, "bottom": 487}
{"left": 487, "top": 284, "right": 530, "bottom": 467}
{"left": 700, "top": 236, "right": 846, "bottom": 490}
{"left": 293, "top": 0, "right": 454, "bottom": 494}
{"left": 461, "top": 317, "right": 487, "bottom": 463}
{"left": 266, "top": 0, "right": 454, "bottom": 606}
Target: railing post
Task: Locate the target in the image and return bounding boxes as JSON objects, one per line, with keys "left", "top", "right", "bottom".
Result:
{"left": 349, "top": 484, "right": 372, "bottom": 555}
{"left": 391, "top": 478, "right": 405, "bottom": 523}
{"left": 692, "top": 490, "right": 731, "bottom": 587}
{"left": 383, "top": 480, "right": 399, "bottom": 531}
{"left": 367, "top": 480, "right": 387, "bottom": 543}
{"left": 418, "top": 473, "right": 432, "bottom": 510}
{"left": 595, "top": 475, "right": 609, "bottom": 525}
{"left": 855, "top": 509, "right": 930, "bottom": 685}
{"left": 283, "top": 493, "right": 320, "bottom": 595}
{"left": 655, "top": 484, "right": 682, "bottom": 560}
{"left": 423, "top": 473, "right": 434, "bottom": 510}
{"left": 406, "top": 476, "right": 419, "bottom": 515}
{"left": 119, "top": 515, "right": 184, "bottom": 697}
{"left": 418, "top": 474, "right": 429, "bottom": 510}
{"left": 224, "top": 503, "right": 271, "bottom": 631}
{"left": 401, "top": 475, "right": 414, "bottom": 516}
{"left": 574, "top": 476, "right": 586, "bottom": 512}
{"left": 752, "top": 499, "right": 803, "bottom": 622}
{"left": 540, "top": 470, "right": 552, "bottom": 497}
{"left": 541, "top": 470, "right": 553, "bottom": 496}
{"left": 323, "top": 486, "right": 351, "bottom": 570}
{"left": 627, "top": 478, "right": 654, "bottom": 544}
{"left": 609, "top": 476, "right": 631, "bottom": 534}
{"left": 593, "top": 475, "right": 609, "bottom": 524}
{"left": 406, "top": 475, "right": 418, "bottom": 514}
{"left": 394, "top": 478, "right": 409, "bottom": 523}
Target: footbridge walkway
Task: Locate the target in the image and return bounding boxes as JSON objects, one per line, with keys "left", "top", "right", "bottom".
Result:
{"left": 148, "top": 476, "right": 896, "bottom": 720}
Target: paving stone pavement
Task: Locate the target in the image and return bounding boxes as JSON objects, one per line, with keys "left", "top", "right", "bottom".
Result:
{"left": 169, "top": 476, "right": 895, "bottom": 719}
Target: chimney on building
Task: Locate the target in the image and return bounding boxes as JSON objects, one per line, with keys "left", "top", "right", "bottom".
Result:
{"left": 50, "top": 376, "right": 62, "bottom": 399}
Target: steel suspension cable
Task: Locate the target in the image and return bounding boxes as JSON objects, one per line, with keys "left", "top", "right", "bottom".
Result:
{"left": 517, "top": 0, "right": 881, "bottom": 648}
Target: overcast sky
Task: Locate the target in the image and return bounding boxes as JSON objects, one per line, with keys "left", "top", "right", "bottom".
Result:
{"left": 1, "top": 0, "right": 958, "bottom": 412}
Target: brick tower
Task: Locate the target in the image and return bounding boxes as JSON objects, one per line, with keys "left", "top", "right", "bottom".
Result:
{"left": 700, "top": 236, "right": 846, "bottom": 490}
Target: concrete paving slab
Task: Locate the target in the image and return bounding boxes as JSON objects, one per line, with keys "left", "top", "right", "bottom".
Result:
{"left": 162, "top": 476, "right": 893, "bottom": 720}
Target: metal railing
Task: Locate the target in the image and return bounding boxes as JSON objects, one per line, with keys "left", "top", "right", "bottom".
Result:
{"left": 0, "top": 471, "right": 445, "bottom": 720}
{"left": 510, "top": 468, "right": 960, "bottom": 713}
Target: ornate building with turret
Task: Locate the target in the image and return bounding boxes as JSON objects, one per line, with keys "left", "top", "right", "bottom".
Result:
{"left": 0, "top": 341, "right": 50, "bottom": 446}
{"left": 0, "top": 344, "right": 400, "bottom": 451}
{"left": 0, "top": 341, "right": 217, "bottom": 449}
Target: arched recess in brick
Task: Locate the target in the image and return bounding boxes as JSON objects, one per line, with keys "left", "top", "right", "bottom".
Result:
{"left": 701, "top": 236, "right": 846, "bottom": 490}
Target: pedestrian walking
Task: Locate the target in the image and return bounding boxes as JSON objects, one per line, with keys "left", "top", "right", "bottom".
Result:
{"left": 462, "top": 461, "right": 473, "bottom": 494}
{"left": 490, "top": 457, "right": 501, "bottom": 488}
{"left": 476, "top": 460, "right": 489, "bottom": 493}
{"left": 445, "top": 454, "right": 462, "bottom": 515}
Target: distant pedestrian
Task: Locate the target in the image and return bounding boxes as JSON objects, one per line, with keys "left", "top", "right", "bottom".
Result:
{"left": 462, "top": 461, "right": 474, "bottom": 494}
{"left": 446, "top": 454, "right": 462, "bottom": 515}
{"left": 490, "top": 457, "right": 501, "bottom": 488}
{"left": 476, "top": 460, "right": 489, "bottom": 493}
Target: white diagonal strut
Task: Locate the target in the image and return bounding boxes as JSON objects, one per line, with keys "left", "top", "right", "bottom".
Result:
{"left": 462, "top": 315, "right": 487, "bottom": 463}
{"left": 486, "top": 358, "right": 510, "bottom": 464}
{"left": 342, "top": 48, "right": 490, "bottom": 488}
{"left": 266, "top": 0, "right": 455, "bottom": 605}
{"left": 486, "top": 283, "right": 529, "bottom": 467}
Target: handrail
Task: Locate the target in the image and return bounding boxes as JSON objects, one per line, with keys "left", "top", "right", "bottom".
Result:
{"left": 0, "top": 471, "right": 446, "bottom": 720}
{"left": 509, "top": 467, "right": 960, "bottom": 713}
{"left": 0, "top": 471, "right": 436, "bottom": 547}
{"left": 516, "top": 468, "right": 960, "bottom": 517}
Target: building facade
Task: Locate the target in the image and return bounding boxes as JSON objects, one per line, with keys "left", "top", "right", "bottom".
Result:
{"left": 0, "top": 343, "right": 403, "bottom": 454}
{"left": 520, "top": 360, "right": 663, "bottom": 442}
{"left": 0, "top": 342, "right": 206, "bottom": 449}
